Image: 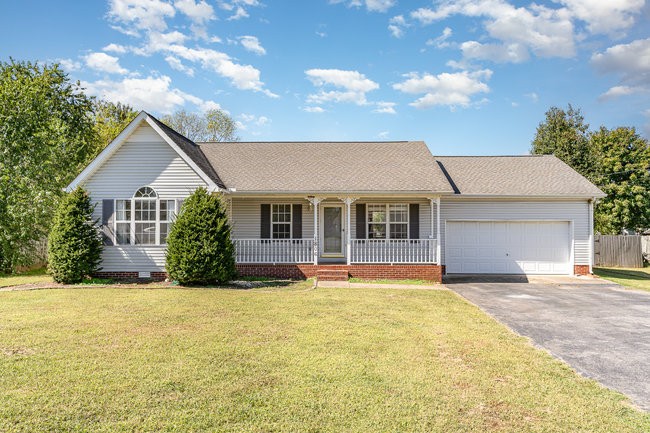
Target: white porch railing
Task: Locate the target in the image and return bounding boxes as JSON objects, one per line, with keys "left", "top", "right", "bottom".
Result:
{"left": 234, "top": 239, "right": 314, "bottom": 264}
{"left": 350, "top": 239, "right": 436, "bottom": 264}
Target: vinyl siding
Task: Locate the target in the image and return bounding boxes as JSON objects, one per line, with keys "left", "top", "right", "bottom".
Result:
{"left": 440, "top": 198, "right": 590, "bottom": 266}
{"left": 84, "top": 123, "right": 208, "bottom": 272}
{"left": 230, "top": 197, "right": 433, "bottom": 240}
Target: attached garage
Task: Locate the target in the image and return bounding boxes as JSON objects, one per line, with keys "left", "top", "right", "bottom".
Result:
{"left": 445, "top": 220, "right": 572, "bottom": 275}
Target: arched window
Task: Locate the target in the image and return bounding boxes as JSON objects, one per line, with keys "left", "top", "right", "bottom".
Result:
{"left": 114, "top": 186, "right": 177, "bottom": 246}
{"left": 134, "top": 187, "right": 158, "bottom": 245}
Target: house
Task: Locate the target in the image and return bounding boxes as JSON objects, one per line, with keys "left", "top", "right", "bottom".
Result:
{"left": 67, "top": 111, "right": 605, "bottom": 283}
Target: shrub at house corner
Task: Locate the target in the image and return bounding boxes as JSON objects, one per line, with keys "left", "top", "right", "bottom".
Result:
{"left": 47, "top": 188, "right": 103, "bottom": 284}
{"left": 165, "top": 187, "right": 236, "bottom": 285}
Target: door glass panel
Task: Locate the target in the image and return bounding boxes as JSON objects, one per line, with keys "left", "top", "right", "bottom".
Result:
{"left": 323, "top": 207, "right": 342, "bottom": 254}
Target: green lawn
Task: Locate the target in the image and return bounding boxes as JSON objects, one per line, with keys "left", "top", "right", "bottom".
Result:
{"left": 0, "top": 268, "right": 52, "bottom": 288}
{"left": 594, "top": 266, "right": 650, "bottom": 292}
{"left": 1, "top": 285, "right": 648, "bottom": 432}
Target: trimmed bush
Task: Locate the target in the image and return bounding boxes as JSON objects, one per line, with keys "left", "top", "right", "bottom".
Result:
{"left": 166, "top": 187, "right": 236, "bottom": 285}
{"left": 47, "top": 188, "right": 103, "bottom": 283}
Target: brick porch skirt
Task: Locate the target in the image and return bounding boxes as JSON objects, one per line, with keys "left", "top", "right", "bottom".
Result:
{"left": 236, "top": 264, "right": 444, "bottom": 283}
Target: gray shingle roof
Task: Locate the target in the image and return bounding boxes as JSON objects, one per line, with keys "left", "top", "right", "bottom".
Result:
{"left": 435, "top": 155, "right": 605, "bottom": 197}
{"left": 198, "top": 141, "right": 455, "bottom": 193}
{"left": 146, "top": 113, "right": 226, "bottom": 189}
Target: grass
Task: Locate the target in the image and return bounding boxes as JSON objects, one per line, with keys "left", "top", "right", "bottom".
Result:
{"left": 1, "top": 285, "right": 648, "bottom": 432}
{"left": 594, "top": 265, "right": 650, "bottom": 292}
{"left": 348, "top": 277, "right": 434, "bottom": 285}
{"left": 0, "top": 268, "right": 52, "bottom": 288}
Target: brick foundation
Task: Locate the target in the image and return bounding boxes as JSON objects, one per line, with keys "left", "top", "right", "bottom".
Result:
{"left": 573, "top": 265, "right": 591, "bottom": 276}
{"left": 236, "top": 264, "right": 443, "bottom": 283}
{"left": 95, "top": 265, "right": 443, "bottom": 283}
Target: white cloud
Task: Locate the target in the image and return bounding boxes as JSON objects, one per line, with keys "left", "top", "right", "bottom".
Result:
{"left": 591, "top": 38, "right": 650, "bottom": 84}
{"left": 58, "top": 58, "right": 82, "bottom": 72}
{"left": 82, "top": 75, "right": 220, "bottom": 114}
{"left": 556, "top": 0, "right": 644, "bottom": 35}
{"left": 239, "top": 113, "right": 270, "bottom": 128}
{"left": 598, "top": 85, "right": 647, "bottom": 101}
{"left": 592, "top": 38, "right": 650, "bottom": 100}
{"left": 393, "top": 69, "right": 492, "bottom": 109}
{"left": 164, "top": 44, "right": 276, "bottom": 96}
{"left": 316, "top": 31, "right": 327, "bottom": 38}
{"left": 330, "top": 0, "right": 395, "bottom": 13}
{"left": 305, "top": 68, "right": 379, "bottom": 106}
{"left": 388, "top": 15, "right": 408, "bottom": 38}
{"left": 239, "top": 35, "right": 266, "bottom": 55}
{"left": 165, "top": 55, "right": 194, "bottom": 76}
{"left": 304, "top": 106, "right": 325, "bottom": 113}
{"left": 378, "top": 131, "right": 390, "bottom": 139}
{"left": 227, "top": 6, "right": 248, "bottom": 20}
{"left": 410, "top": 0, "right": 576, "bottom": 62}
{"left": 103, "top": 43, "right": 129, "bottom": 53}
{"left": 174, "top": 0, "right": 214, "bottom": 24}
{"left": 85, "top": 52, "right": 128, "bottom": 74}
{"left": 108, "top": 0, "right": 175, "bottom": 33}
{"left": 426, "top": 27, "right": 453, "bottom": 48}
{"left": 460, "top": 41, "right": 530, "bottom": 63}
{"left": 525, "top": 92, "right": 539, "bottom": 103}
{"left": 373, "top": 101, "right": 397, "bottom": 114}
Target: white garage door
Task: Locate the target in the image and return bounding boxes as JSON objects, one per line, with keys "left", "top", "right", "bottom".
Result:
{"left": 446, "top": 221, "right": 571, "bottom": 274}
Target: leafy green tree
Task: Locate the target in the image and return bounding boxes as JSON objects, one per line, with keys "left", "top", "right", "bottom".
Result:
{"left": 161, "top": 108, "right": 239, "bottom": 142}
{"left": 92, "top": 100, "right": 138, "bottom": 156}
{"left": 531, "top": 104, "right": 594, "bottom": 179}
{"left": 165, "top": 187, "right": 236, "bottom": 285}
{"left": 0, "top": 59, "right": 96, "bottom": 273}
{"left": 47, "top": 187, "right": 103, "bottom": 283}
{"left": 590, "top": 127, "right": 650, "bottom": 234}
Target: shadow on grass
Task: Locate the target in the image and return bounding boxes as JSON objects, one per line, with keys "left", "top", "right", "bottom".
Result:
{"left": 594, "top": 267, "right": 650, "bottom": 281}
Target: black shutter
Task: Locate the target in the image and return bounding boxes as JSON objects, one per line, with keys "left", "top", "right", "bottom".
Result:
{"left": 409, "top": 203, "right": 419, "bottom": 239}
{"left": 356, "top": 203, "right": 366, "bottom": 239}
{"left": 292, "top": 204, "right": 302, "bottom": 239}
{"left": 260, "top": 204, "right": 271, "bottom": 239}
{"left": 102, "top": 199, "right": 114, "bottom": 246}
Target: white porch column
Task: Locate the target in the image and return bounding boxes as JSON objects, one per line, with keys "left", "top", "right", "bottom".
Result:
{"left": 340, "top": 197, "right": 358, "bottom": 265}
{"left": 436, "top": 197, "right": 441, "bottom": 265}
{"left": 307, "top": 196, "right": 322, "bottom": 265}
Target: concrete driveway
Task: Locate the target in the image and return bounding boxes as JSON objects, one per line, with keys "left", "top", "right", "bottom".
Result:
{"left": 447, "top": 275, "right": 650, "bottom": 411}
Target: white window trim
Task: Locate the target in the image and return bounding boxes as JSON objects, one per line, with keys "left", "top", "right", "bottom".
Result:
{"left": 114, "top": 188, "right": 177, "bottom": 246}
{"left": 271, "top": 204, "right": 293, "bottom": 240}
{"left": 366, "top": 203, "right": 409, "bottom": 240}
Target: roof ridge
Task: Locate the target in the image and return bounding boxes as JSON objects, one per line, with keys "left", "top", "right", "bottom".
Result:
{"left": 435, "top": 154, "right": 550, "bottom": 158}
{"left": 197, "top": 140, "right": 414, "bottom": 145}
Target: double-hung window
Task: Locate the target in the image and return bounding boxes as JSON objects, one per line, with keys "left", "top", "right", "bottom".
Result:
{"left": 114, "top": 187, "right": 177, "bottom": 246}
{"left": 367, "top": 204, "right": 408, "bottom": 239}
{"left": 271, "top": 204, "right": 291, "bottom": 239}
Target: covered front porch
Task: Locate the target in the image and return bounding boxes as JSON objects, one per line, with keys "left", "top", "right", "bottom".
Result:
{"left": 231, "top": 196, "right": 442, "bottom": 266}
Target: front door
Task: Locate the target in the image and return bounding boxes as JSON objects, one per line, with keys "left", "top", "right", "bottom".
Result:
{"left": 321, "top": 204, "right": 344, "bottom": 257}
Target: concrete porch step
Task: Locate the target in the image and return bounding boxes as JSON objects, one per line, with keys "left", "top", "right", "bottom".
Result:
{"left": 316, "top": 269, "right": 349, "bottom": 281}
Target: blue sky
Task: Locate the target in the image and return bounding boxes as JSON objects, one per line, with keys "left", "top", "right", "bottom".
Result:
{"left": 1, "top": 0, "right": 649, "bottom": 155}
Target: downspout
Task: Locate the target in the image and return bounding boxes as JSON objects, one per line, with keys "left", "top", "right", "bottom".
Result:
{"left": 589, "top": 197, "right": 594, "bottom": 274}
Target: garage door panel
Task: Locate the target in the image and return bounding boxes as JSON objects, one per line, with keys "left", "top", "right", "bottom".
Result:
{"left": 446, "top": 221, "right": 570, "bottom": 275}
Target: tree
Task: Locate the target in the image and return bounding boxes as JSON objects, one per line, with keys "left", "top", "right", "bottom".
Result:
{"left": 590, "top": 127, "right": 650, "bottom": 234}
{"left": 531, "top": 104, "right": 594, "bottom": 180}
{"left": 47, "top": 187, "right": 103, "bottom": 284}
{"left": 161, "top": 108, "right": 239, "bottom": 142}
{"left": 165, "top": 187, "right": 236, "bottom": 285}
{"left": 0, "top": 59, "right": 96, "bottom": 273}
{"left": 91, "top": 100, "right": 138, "bottom": 156}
